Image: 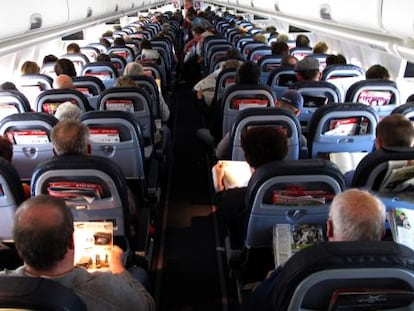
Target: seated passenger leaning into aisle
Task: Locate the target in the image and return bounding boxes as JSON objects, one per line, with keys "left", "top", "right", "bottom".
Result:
{"left": 214, "top": 126, "right": 288, "bottom": 248}
{"left": 239, "top": 189, "right": 386, "bottom": 311}
{"left": 0, "top": 195, "right": 155, "bottom": 311}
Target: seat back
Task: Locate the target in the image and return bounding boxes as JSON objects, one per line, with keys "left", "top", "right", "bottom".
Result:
{"left": 80, "top": 46, "right": 100, "bottom": 62}
{"left": 266, "top": 67, "right": 297, "bottom": 98}
{"left": 0, "top": 90, "right": 31, "bottom": 121}
{"left": 17, "top": 74, "right": 53, "bottom": 110}
{"left": 0, "top": 112, "right": 58, "bottom": 180}
{"left": 307, "top": 103, "right": 379, "bottom": 158}
{"left": 221, "top": 84, "right": 276, "bottom": 137}
{"left": 289, "top": 46, "right": 313, "bottom": 60}
{"left": 0, "top": 158, "right": 25, "bottom": 241}
{"left": 230, "top": 107, "right": 301, "bottom": 161}
{"left": 274, "top": 241, "right": 414, "bottom": 311}
{"left": 293, "top": 81, "right": 342, "bottom": 131}
{"left": 97, "top": 87, "right": 154, "bottom": 152}
{"left": 247, "top": 46, "right": 272, "bottom": 62}
{"left": 214, "top": 67, "right": 237, "bottom": 104}
{"left": 128, "top": 75, "right": 161, "bottom": 119}
{"left": 345, "top": 79, "right": 401, "bottom": 118}
{"left": 240, "top": 42, "right": 266, "bottom": 61}
{"left": 245, "top": 159, "right": 345, "bottom": 249}
{"left": 60, "top": 53, "right": 90, "bottom": 76}
{"left": 392, "top": 102, "right": 414, "bottom": 121}
{"left": 31, "top": 154, "right": 131, "bottom": 241}
{"left": 322, "top": 64, "right": 365, "bottom": 80}
{"left": 80, "top": 110, "right": 146, "bottom": 181}
{"left": 258, "top": 55, "right": 283, "bottom": 83}
{"left": 81, "top": 62, "right": 119, "bottom": 90}
{"left": 73, "top": 76, "right": 106, "bottom": 97}
{"left": 35, "top": 89, "right": 92, "bottom": 115}
{"left": 107, "top": 47, "right": 135, "bottom": 63}
{"left": 0, "top": 276, "right": 87, "bottom": 310}
{"left": 109, "top": 54, "right": 127, "bottom": 76}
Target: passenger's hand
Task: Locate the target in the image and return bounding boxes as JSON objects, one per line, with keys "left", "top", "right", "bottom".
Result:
{"left": 214, "top": 161, "right": 225, "bottom": 192}
{"left": 110, "top": 245, "right": 126, "bottom": 274}
{"left": 196, "top": 90, "right": 204, "bottom": 100}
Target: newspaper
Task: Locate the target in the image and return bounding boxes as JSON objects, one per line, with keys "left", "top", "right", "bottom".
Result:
{"left": 388, "top": 208, "right": 414, "bottom": 250}
{"left": 379, "top": 160, "right": 414, "bottom": 192}
{"left": 329, "top": 152, "right": 368, "bottom": 175}
{"left": 211, "top": 160, "right": 252, "bottom": 192}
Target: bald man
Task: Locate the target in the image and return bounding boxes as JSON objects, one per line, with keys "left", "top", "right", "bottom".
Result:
{"left": 53, "top": 74, "right": 74, "bottom": 89}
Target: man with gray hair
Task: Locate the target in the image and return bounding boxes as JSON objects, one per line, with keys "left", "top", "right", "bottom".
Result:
{"left": 240, "top": 189, "right": 386, "bottom": 311}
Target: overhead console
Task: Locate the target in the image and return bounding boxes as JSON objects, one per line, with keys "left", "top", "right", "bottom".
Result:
{"left": 209, "top": 0, "right": 414, "bottom": 62}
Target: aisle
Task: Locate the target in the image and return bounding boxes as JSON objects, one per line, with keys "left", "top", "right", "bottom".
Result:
{"left": 154, "top": 83, "right": 228, "bottom": 311}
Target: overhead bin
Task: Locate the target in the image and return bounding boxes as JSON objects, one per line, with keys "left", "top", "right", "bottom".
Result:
{"left": 254, "top": 0, "right": 278, "bottom": 13}
{"left": 275, "top": 0, "right": 326, "bottom": 21}
{"left": 0, "top": 0, "right": 69, "bottom": 40}
{"left": 382, "top": 0, "right": 414, "bottom": 40}
{"left": 67, "top": 0, "right": 116, "bottom": 22}
{"left": 237, "top": 0, "right": 252, "bottom": 9}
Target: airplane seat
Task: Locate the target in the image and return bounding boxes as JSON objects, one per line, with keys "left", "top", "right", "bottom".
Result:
{"left": 345, "top": 79, "right": 401, "bottom": 118}
{"left": 213, "top": 67, "right": 238, "bottom": 105}
{"left": 40, "top": 62, "right": 57, "bottom": 78}
{"left": 308, "top": 53, "right": 329, "bottom": 71}
{"left": 220, "top": 84, "right": 276, "bottom": 137}
{"left": 86, "top": 42, "right": 108, "bottom": 54}
{"left": 31, "top": 154, "right": 134, "bottom": 252}
{"left": 292, "top": 80, "right": 342, "bottom": 133}
{"left": 97, "top": 87, "right": 155, "bottom": 158}
{"left": 107, "top": 47, "right": 135, "bottom": 63}
{"left": 321, "top": 64, "right": 366, "bottom": 80}
{"left": 0, "top": 157, "right": 25, "bottom": 242}
{"left": 209, "top": 57, "right": 242, "bottom": 75}
{"left": 247, "top": 46, "right": 272, "bottom": 63}
{"left": 0, "top": 276, "right": 87, "bottom": 310}
{"left": 60, "top": 53, "right": 90, "bottom": 76}
{"left": 234, "top": 36, "right": 254, "bottom": 51}
{"left": 17, "top": 74, "right": 53, "bottom": 110}
{"left": 289, "top": 46, "right": 313, "bottom": 60}
{"left": 80, "top": 46, "right": 100, "bottom": 63}
{"left": 229, "top": 107, "right": 302, "bottom": 161}
{"left": 0, "top": 112, "right": 58, "bottom": 181}
{"left": 230, "top": 159, "right": 345, "bottom": 281}
{"left": 272, "top": 241, "right": 414, "bottom": 311}
{"left": 266, "top": 67, "right": 297, "bottom": 98}
{"left": 80, "top": 61, "right": 119, "bottom": 90}
{"left": 128, "top": 75, "right": 161, "bottom": 119}
{"left": 109, "top": 54, "right": 127, "bottom": 76}
{"left": 72, "top": 76, "right": 106, "bottom": 96}
{"left": 392, "top": 101, "right": 414, "bottom": 120}
{"left": 202, "top": 35, "right": 227, "bottom": 60}
{"left": 257, "top": 55, "right": 283, "bottom": 84}
{"left": 0, "top": 90, "right": 32, "bottom": 121}
{"left": 35, "top": 89, "right": 93, "bottom": 115}
{"left": 137, "top": 58, "right": 168, "bottom": 94}
{"left": 205, "top": 42, "right": 233, "bottom": 71}
{"left": 307, "top": 103, "right": 379, "bottom": 158}
{"left": 240, "top": 42, "right": 266, "bottom": 61}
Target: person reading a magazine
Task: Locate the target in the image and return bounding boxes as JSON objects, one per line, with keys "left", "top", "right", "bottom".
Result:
{"left": 239, "top": 189, "right": 386, "bottom": 311}
{"left": 0, "top": 195, "right": 155, "bottom": 311}
{"left": 344, "top": 114, "right": 414, "bottom": 186}
{"left": 215, "top": 126, "right": 288, "bottom": 248}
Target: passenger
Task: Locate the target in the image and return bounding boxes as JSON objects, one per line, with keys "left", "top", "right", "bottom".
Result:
{"left": 0, "top": 136, "right": 30, "bottom": 198}
{"left": 54, "top": 101, "right": 81, "bottom": 121}
{"left": 344, "top": 114, "right": 414, "bottom": 186}
{"left": 280, "top": 55, "right": 298, "bottom": 67}
{"left": 294, "top": 56, "right": 321, "bottom": 81}
{"left": 276, "top": 33, "right": 289, "bottom": 43}
{"left": 20, "top": 61, "right": 40, "bottom": 75}
{"left": 0, "top": 195, "right": 155, "bottom": 311}
{"left": 366, "top": 64, "right": 391, "bottom": 79}
{"left": 122, "top": 62, "right": 170, "bottom": 122}
{"left": 239, "top": 189, "right": 386, "bottom": 311}
{"left": 325, "top": 54, "right": 347, "bottom": 66}
{"left": 99, "top": 38, "right": 111, "bottom": 50}
{"left": 193, "top": 58, "right": 241, "bottom": 107}
{"left": 0, "top": 81, "right": 17, "bottom": 91}
{"left": 295, "top": 34, "right": 311, "bottom": 48}
{"left": 114, "top": 76, "right": 138, "bottom": 88}
{"left": 140, "top": 39, "right": 160, "bottom": 60}
{"left": 270, "top": 41, "right": 289, "bottom": 57}
{"left": 312, "top": 41, "right": 328, "bottom": 54}
{"left": 253, "top": 33, "right": 268, "bottom": 45}
{"left": 53, "top": 74, "right": 74, "bottom": 89}
{"left": 54, "top": 58, "right": 77, "bottom": 77}
{"left": 215, "top": 127, "right": 288, "bottom": 248}
{"left": 66, "top": 43, "right": 81, "bottom": 54}
{"left": 42, "top": 54, "right": 58, "bottom": 67}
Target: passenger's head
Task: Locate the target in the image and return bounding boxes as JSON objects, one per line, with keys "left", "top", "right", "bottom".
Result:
{"left": 281, "top": 55, "right": 298, "bottom": 67}
{"left": 51, "top": 119, "right": 89, "bottom": 155}
{"left": 312, "top": 41, "right": 328, "bottom": 54}
{"left": 327, "top": 189, "right": 386, "bottom": 241}
{"left": 325, "top": 54, "right": 347, "bottom": 66}
{"left": 113, "top": 37, "right": 126, "bottom": 47}
{"left": 253, "top": 33, "right": 267, "bottom": 44}
{"left": 0, "top": 81, "right": 17, "bottom": 91}
{"left": 66, "top": 43, "right": 81, "bottom": 54}
{"left": 236, "top": 61, "right": 261, "bottom": 84}
{"left": 54, "top": 102, "right": 81, "bottom": 121}
{"left": 276, "top": 89, "right": 304, "bottom": 116}
{"left": 375, "top": 114, "right": 414, "bottom": 148}
{"left": 42, "top": 54, "right": 58, "bottom": 66}
{"left": 271, "top": 41, "right": 289, "bottom": 56}
{"left": 294, "top": 56, "right": 320, "bottom": 81}
{"left": 224, "top": 48, "right": 242, "bottom": 60}
{"left": 13, "top": 195, "right": 74, "bottom": 271}
{"left": 114, "top": 76, "right": 137, "bottom": 88}
{"left": 123, "top": 62, "right": 144, "bottom": 76}
{"left": 99, "top": 38, "right": 111, "bottom": 49}
{"left": 53, "top": 74, "right": 74, "bottom": 89}
{"left": 21, "top": 61, "right": 40, "bottom": 75}
{"left": 0, "top": 135, "right": 13, "bottom": 161}
{"left": 241, "top": 126, "right": 288, "bottom": 168}
{"left": 295, "top": 34, "right": 310, "bottom": 47}
{"left": 54, "top": 58, "right": 77, "bottom": 77}
{"left": 277, "top": 33, "right": 289, "bottom": 43}
{"left": 140, "top": 39, "right": 152, "bottom": 50}
{"left": 96, "top": 53, "right": 111, "bottom": 63}
{"left": 366, "top": 64, "right": 390, "bottom": 80}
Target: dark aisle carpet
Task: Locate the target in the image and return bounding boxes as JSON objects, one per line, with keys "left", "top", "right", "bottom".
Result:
{"left": 157, "top": 84, "right": 224, "bottom": 311}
